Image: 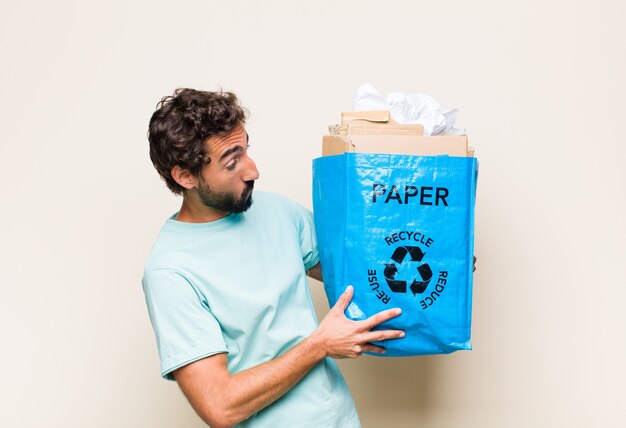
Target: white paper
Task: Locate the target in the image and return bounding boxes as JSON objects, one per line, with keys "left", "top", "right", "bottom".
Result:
{"left": 353, "top": 83, "right": 465, "bottom": 136}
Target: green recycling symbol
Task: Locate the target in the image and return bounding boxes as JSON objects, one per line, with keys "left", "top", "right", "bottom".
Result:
{"left": 384, "top": 246, "right": 433, "bottom": 295}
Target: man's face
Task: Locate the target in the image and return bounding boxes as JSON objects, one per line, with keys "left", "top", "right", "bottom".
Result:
{"left": 196, "top": 126, "right": 259, "bottom": 214}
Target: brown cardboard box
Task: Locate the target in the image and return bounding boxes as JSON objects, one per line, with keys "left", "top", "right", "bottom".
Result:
{"left": 323, "top": 110, "right": 471, "bottom": 157}
{"left": 322, "top": 134, "right": 469, "bottom": 156}
{"left": 346, "top": 124, "right": 424, "bottom": 136}
{"left": 340, "top": 110, "right": 392, "bottom": 125}
{"left": 332, "top": 110, "right": 424, "bottom": 137}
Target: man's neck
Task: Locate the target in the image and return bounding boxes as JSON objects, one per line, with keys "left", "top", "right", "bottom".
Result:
{"left": 175, "top": 193, "right": 230, "bottom": 223}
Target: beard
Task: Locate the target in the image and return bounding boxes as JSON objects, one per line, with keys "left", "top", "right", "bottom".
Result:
{"left": 196, "top": 178, "right": 254, "bottom": 214}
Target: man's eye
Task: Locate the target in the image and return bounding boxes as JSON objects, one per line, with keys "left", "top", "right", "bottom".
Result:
{"left": 225, "top": 160, "right": 237, "bottom": 170}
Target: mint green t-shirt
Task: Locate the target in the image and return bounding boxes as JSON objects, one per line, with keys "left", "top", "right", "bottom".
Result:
{"left": 142, "top": 192, "right": 360, "bottom": 427}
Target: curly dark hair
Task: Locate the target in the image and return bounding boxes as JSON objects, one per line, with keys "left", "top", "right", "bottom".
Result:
{"left": 148, "top": 88, "right": 247, "bottom": 194}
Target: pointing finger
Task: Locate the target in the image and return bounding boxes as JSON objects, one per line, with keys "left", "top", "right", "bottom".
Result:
{"left": 362, "top": 329, "right": 405, "bottom": 343}
{"left": 333, "top": 285, "right": 354, "bottom": 312}
{"left": 362, "top": 307, "right": 402, "bottom": 329}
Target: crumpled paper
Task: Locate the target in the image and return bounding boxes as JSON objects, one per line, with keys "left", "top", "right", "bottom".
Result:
{"left": 353, "top": 83, "right": 464, "bottom": 136}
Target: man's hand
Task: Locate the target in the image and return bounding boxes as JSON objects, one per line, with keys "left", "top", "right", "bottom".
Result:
{"left": 310, "top": 285, "right": 405, "bottom": 359}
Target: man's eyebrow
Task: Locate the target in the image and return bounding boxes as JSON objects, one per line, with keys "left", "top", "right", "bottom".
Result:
{"left": 219, "top": 145, "right": 245, "bottom": 162}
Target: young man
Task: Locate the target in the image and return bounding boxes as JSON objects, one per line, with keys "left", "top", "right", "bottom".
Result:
{"left": 143, "top": 88, "right": 405, "bottom": 428}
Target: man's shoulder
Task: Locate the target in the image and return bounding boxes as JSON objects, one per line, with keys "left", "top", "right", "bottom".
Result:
{"left": 142, "top": 214, "right": 189, "bottom": 274}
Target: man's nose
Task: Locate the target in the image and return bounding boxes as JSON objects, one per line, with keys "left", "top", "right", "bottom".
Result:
{"left": 243, "top": 156, "right": 260, "bottom": 182}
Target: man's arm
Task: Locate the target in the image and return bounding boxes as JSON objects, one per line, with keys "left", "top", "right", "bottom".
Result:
{"left": 173, "top": 286, "right": 403, "bottom": 428}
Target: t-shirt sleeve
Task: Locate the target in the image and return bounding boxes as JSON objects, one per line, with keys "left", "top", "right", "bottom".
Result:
{"left": 291, "top": 202, "right": 320, "bottom": 271}
{"left": 142, "top": 269, "right": 228, "bottom": 381}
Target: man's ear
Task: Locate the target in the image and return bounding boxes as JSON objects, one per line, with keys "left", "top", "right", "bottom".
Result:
{"left": 171, "top": 166, "right": 198, "bottom": 190}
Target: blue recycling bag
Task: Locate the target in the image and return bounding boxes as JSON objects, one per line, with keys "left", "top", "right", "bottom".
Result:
{"left": 312, "top": 152, "right": 478, "bottom": 356}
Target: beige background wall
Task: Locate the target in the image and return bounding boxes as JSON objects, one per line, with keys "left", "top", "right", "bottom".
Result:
{"left": 1, "top": 1, "right": 625, "bottom": 427}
